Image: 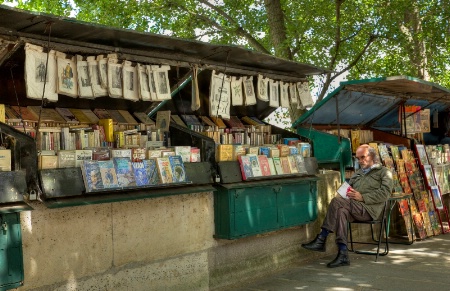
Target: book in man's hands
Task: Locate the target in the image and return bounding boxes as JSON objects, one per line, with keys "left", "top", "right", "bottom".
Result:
{"left": 337, "top": 181, "right": 352, "bottom": 199}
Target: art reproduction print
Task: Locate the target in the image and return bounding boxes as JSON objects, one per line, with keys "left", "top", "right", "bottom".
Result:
{"left": 257, "top": 74, "right": 269, "bottom": 102}
{"left": 289, "top": 83, "right": 298, "bottom": 104}
{"left": 24, "top": 43, "right": 58, "bottom": 101}
{"left": 269, "top": 79, "right": 280, "bottom": 108}
{"left": 56, "top": 52, "right": 78, "bottom": 98}
{"left": 230, "top": 76, "right": 243, "bottom": 106}
{"left": 279, "top": 82, "right": 290, "bottom": 108}
{"left": 98, "top": 160, "right": 119, "bottom": 188}
{"left": 122, "top": 61, "right": 140, "bottom": 101}
{"left": 146, "top": 65, "right": 158, "bottom": 100}
{"left": 87, "top": 56, "right": 107, "bottom": 97}
{"left": 150, "top": 65, "right": 171, "bottom": 100}
{"left": 430, "top": 186, "right": 444, "bottom": 209}
{"left": 243, "top": 76, "right": 257, "bottom": 105}
{"left": 76, "top": 56, "right": 94, "bottom": 98}
{"left": 297, "top": 81, "right": 314, "bottom": 108}
{"left": 97, "top": 55, "right": 108, "bottom": 89}
{"left": 107, "top": 57, "right": 123, "bottom": 98}
{"left": 209, "top": 70, "right": 231, "bottom": 119}
{"left": 137, "top": 63, "right": 151, "bottom": 101}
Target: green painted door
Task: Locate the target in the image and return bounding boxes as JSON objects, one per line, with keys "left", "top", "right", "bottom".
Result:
{"left": 277, "top": 182, "right": 318, "bottom": 227}
{"left": 0, "top": 213, "right": 23, "bottom": 291}
{"left": 233, "top": 187, "right": 278, "bottom": 236}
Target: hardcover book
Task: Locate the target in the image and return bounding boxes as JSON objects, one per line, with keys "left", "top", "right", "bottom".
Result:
{"left": 81, "top": 160, "right": 104, "bottom": 192}
{"left": 0, "top": 149, "right": 11, "bottom": 171}
{"left": 57, "top": 149, "right": 76, "bottom": 168}
{"left": 238, "top": 155, "right": 253, "bottom": 180}
{"left": 190, "top": 147, "right": 201, "bottom": 162}
{"left": 169, "top": 155, "right": 187, "bottom": 182}
{"left": 156, "top": 157, "right": 173, "bottom": 183}
{"left": 258, "top": 155, "right": 272, "bottom": 176}
{"left": 118, "top": 110, "right": 138, "bottom": 124}
{"left": 171, "top": 115, "right": 187, "bottom": 127}
{"left": 80, "top": 109, "right": 100, "bottom": 124}
{"left": 216, "top": 144, "right": 234, "bottom": 162}
{"left": 248, "top": 154, "right": 262, "bottom": 177}
{"left": 131, "top": 148, "right": 146, "bottom": 162}
{"left": 75, "top": 149, "right": 93, "bottom": 167}
{"left": 132, "top": 161, "right": 150, "bottom": 186}
{"left": 113, "top": 157, "right": 136, "bottom": 187}
{"left": 28, "top": 106, "right": 66, "bottom": 123}
{"left": 38, "top": 155, "right": 58, "bottom": 170}
{"left": 98, "top": 160, "right": 119, "bottom": 188}
{"left": 107, "top": 109, "right": 128, "bottom": 124}
{"left": 69, "top": 108, "right": 92, "bottom": 124}
{"left": 90, "top": 147, "right": 111, "bottom": 161}
{"left": 11, "top": 106, "right": 38, "bottom": 122}
{"left": 111, "top": 148, "right": 132, "bottom": 159}
{"left": 93, "top": 108, "right": 112, "bottom": 120}
{"left": 143, "top": 159, "right": 160, "bottom": 185}
{"left": 133, "top": 112, "right": 155, "bottom": 125}
{"left": 55, "top": 107, "right": 79, "bottom": 124}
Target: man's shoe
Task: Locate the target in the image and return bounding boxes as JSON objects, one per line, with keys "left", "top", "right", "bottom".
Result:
{"left": 301, "top": 235, "right": 326, "bottom": 252}
{"left": 327, "top": 249, "right": 350, "bottom": 268}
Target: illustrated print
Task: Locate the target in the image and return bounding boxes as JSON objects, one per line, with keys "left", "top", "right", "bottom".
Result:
{"left": 62, "top": 63, "right": 74, "bottom": 89}
{"left": 36, "top": 59, "right": 47, "bottom": 82}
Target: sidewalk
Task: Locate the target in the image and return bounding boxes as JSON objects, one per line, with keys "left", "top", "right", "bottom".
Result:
{"left": 222, "top": 234, "right": 450, "bottom": 290}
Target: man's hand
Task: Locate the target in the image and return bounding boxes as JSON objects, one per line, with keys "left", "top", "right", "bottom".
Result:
{"left": 346, "top": 188, "right": 364, "bottom": 202}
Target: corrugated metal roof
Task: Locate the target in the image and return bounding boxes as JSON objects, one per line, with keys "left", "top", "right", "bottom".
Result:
{"left": 293, "top": 76, "right": 450, "bottom": 131}
{"left": 0, "top": 5, "right": 328, "bottom": 81}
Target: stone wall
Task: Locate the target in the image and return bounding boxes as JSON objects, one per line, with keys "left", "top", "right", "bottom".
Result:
{"left": 15, "top": 172, "right": 348, "bottom": 291}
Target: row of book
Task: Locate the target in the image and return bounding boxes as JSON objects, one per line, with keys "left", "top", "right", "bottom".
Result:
{"left": 38, "top": 146, "right": 201, "bottom": 170}
{"left": 81, "top": 155, "right": 187, "bottom": 192}
{"left": 238, "top": 154, "right": 308, "bottom": 180}
{"left": 215, "top": 141, "right": 311, "bottom": 162}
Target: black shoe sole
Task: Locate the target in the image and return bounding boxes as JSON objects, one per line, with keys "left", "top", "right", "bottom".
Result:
{"left": 327, "top": 262, "right": 350, "bottom": 268}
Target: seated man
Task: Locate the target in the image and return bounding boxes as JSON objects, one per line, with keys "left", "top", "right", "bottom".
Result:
{"left": 301, "top": 144, "right": 393, "bottom": 268}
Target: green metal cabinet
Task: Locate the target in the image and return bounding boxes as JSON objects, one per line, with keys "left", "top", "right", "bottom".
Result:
{"left": 214, "top": 177, "right": 318, "bottom": 239}
{"left": 0, "top": 213, "right": 24, "bottom": 291}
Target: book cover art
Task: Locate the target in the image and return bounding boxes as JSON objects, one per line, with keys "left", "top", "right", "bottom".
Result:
{"left": 143, "top": 159, "right": 160, "bottom": 185}
{"left": 272, "top": 157, "right": 283, "bottom": 175}
{"left": 132, "top": 161, "right": 150, "bottom": 186}
{"left": 258, "top": 155, "right": 271, "bottom": 176}
{"left": 216, "top": 144, "right": 234, "bottom": 162}
{"left": 113, "top": 157, "right": 136, "bottom": 187}
{"left": 156, "top": 157, "right": 173, "bottom": 183}
{"left": 287, "top": 155, "right": 299, "bottom": 174}
{"left": 156, "top": 110, "right": 171, "bottom": 132}
{"left": 267, "top": 157, "right": 276, "bottom": 176}
{"left": 131, "top": 148, "right": 146, "bottom": 162}
{"left": 238, "top": 155, "right": 253, "bottom": 180}
{"left": 174, "top": 146, "right": 192, "bottom": 163}
{"left": 90, "top": 147, "right": 111, "bottom": 161}
{"left": 81, "top": 160, "right": 104, "bottom": 192}
{"left": 98, "top": 160, "right": 119, "bottom": 188}
{"left": 169, "top": 155, "right": 187, "bottom": 182}
{"left": 190, "top": 147, "right": 200, "bottom": 162}
{"left": 248, "top": 154, "right": 262, "bottom": 177}
{"left": 280, "top": 157, "right": 291, "bottom": 174}
{"left": 55, "top": 107, "right": 79, "bottom": 123}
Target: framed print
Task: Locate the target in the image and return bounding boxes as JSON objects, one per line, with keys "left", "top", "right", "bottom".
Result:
{"left": 423, "top": 165, "right": 436, "bottom": 187}
{"left": 430, "top": 186, "right": 444, "bottom": 210}
{"left": 415, "top": 144, "right": 429, "bottom": 165}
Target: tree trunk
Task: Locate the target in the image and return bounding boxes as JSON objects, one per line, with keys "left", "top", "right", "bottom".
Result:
{"left": 264, "top": 0, "right": 292, "bottom": 60}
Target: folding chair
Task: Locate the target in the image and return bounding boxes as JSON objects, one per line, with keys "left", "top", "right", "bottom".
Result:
{"left": 348, "top": 200, "right": 389, "bottom": 262}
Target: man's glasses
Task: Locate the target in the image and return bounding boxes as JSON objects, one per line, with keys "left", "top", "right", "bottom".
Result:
{"left": 356, "top": 155, "right": 367, "bottom": 160}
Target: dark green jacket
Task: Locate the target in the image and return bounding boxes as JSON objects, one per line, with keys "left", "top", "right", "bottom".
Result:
{"left": 348, "top": 164, "right": 393, "bottom": 219}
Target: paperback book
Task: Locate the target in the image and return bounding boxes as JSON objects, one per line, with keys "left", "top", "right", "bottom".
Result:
{"left": 132, "top": 161, "right": 150, "bottom": 186}
{"left": 143, "top": 159, "right": 160, "bottom": 185}
{"left": 248, "top": 154, "right": 262, "bottom": 177}
{"left": 156, "top": 157, "right": 174, "bottom": 183}
{"left": 169, "top": 155, "right": 187, "bottom": 182}
{"left": 98, "top": 160, "right": 119, "bottom": 188}
{"left": 113, "top": 157, "right": 136, "bottom": 187}
{"left": 81, "top": 160, "right": 104, "bottom": 192}
{"left": 238, "top": 155, "right": 253, "bottom": 180}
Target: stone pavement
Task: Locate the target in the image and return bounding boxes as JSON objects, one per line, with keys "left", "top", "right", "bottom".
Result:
{"left": 222, "top": 233, "right": 450, "bottom": 291}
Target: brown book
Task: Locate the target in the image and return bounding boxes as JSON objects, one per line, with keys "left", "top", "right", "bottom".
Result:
{"left": 27, "top": 106, "right": 66, "bottom": 123}
{"left": 11, "top": 106, "right": 38, "bottom": 122}
{"left": 93, "top": 108, "right": 112, "bottom": 120}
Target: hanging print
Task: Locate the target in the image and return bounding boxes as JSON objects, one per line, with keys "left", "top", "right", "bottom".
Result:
{"left": 279, "top": 81, "right": 290, "bottom": 108}
{"left": 24, "top": 43, "right": 58, "bottom": 101}
{"left": 209, "top": 70, "right": 231, "bottom": 119}
{"left": 257, "top": 74, "right": 269, "bottom": 102}
{"left": 152, "top": 65, "right": 171, "bottom": 100}
{"left": 269, "top": 79, "right": 279, "bottom": 108}
{"left": 107, "top": 57, "right": 123, "bottom": 98}
{"left": 243, "top": 76, "right": 257, "bottom": 106}
{"left": 76, "top": 55, "right": 94, "bottom": 99}
{"left": 137, "top": 63, "right": 151, "bottom": 101}
{"left": 88, "top": 56, "right": 107, "bottom": 97}
{"left": 230, "top": 76, "right": 243, "bottom": 106}
{"left": 122, "top": 61, "right": 139, "bottom": 101}
{"left": 56, "top": 51, "right": 78, "bottom": 98}
{"left": 297, "top": 81, "right": 314, "bottom": 108}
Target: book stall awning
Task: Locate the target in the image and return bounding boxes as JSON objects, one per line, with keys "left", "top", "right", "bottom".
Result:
{"left": 293, "top": 76, "right": 450, "bottom": 132}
